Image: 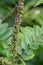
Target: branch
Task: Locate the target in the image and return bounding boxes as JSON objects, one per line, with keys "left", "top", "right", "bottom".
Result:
{"left": 2, "top": 5, "right": 17, "bottom": 22}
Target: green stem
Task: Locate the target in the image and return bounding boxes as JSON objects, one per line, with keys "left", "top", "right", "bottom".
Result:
{"left": 18, "top": 56, "right": 26, "bottom": 65}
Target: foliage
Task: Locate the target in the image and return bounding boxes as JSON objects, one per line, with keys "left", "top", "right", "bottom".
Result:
{"left": 0, "top": 20, "right": 12, "bottom": 62}
{"left": 17, "top": 26, "right": 43, "bottom": 64}
{"left": 34, "top": 0, "right": 43, "bottom": 6}
{"left": 0, "top": 0, "right": 43, "bottom": 65}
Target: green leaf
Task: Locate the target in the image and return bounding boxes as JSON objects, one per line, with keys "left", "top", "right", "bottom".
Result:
{"left": 34, "top": 0, "right": 43, "bottom": 7}
{"left": 0, "top": 27, "right": 13, "bottom": 40}
{"left": 0, "top": 23, "right": 8, "bottom": 38}
{"left": 17, "top": 45, "right": 22, "bottom": 55}
{"left": 22, "top": 49, "right": 34, "bottom": 60}
{"left": 0, "top": 22, "right": 12, "bottom": 57}
{"left": 17, "top": 26, "right": 43, "bottom": 61}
